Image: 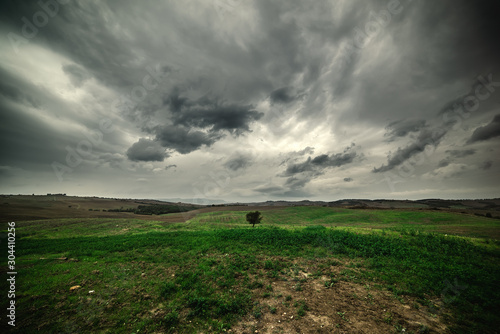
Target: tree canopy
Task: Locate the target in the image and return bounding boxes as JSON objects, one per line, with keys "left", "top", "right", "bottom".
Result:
{"left": 246, "top": 211, "right": 262, "bottom": 227}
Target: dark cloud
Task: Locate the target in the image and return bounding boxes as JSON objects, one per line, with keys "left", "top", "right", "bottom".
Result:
{"left": 269, "top": 87, "right": 300, "bottom": 104}
{"left": 1, "top": 1, "right": 140, "bottom": 88}
{"left": 404, "top": 0, "right": 500, "bottom": 85}
{"left": 438, "top": 149, "right": 476, "bottom": 168}
{"left": 0, "top": 80, "right": 40, "bottom": 109}
{"left": 276, "top": 146, "right": 359, "bottom": 194}
{"left": 253, "top": 185, "right": 284, "bottom": 194}
{"left": 0, "top": 82, "right": 24, "bottom": 103}
{"left": 62, "top": 64, "right": 90, "bottom": 87}
{"left": 0, "top": 166, "right": 15, "bottom": 179}
{"left": 275, "top": 146, "right": 358, "bottom": 195}
{"left": 446, "top": 149, "right": 476, "bottom": 158}
{"left": 437, "top": 77, "right": 497, "bottom": 122}
{"left": 251, "top": 1, "right": 307, "bottom": 84}
{"left": 130, "top": 91, "right": 264, "bottom": 156}
{"left": 280, "top": 189, "right": 311, "bottom": 198}
{"left": 328, "top": 0, "right": 500, "bottom": 132}
{"left": 467, "top": 114, "right": 500, "bottom": 144}
{"left": 126, "top": 138, "right": 167, "bottom": 162}
{"left": 224, "top": 154, "right": 252, "bottom": 171}
{"left": 253, "top": 183, "right": 311, "bottom": 198}
{"left": 165, "top": 88, "right": 189, "bottom": 113}
{"left": 1, "top": 0, "right": 499, "bottom": 200}
{"left": 171, "top": 97, "right": 263, "bottom": 135}
{"left": 373, "top": 128, "right": 447, "bottom": 173}
{"left": 153, "top": 125, "right": 218, "bottom": 154}
{"left": 375, "top": 82, "right": 490, "bottom": 175}
{"left": 284, "top": 160, "right": 315, "bottom": 175}
{"left": 0, "top": 100, "right": 65, "bottom": 169}
{"left": 438, "top": 159, "right": 450, "bottom": 168}
{"left": 284, "top": 148, "right": 357, "bottom": 177}
{"left": 480, "top": 161, "right": 493, "bottom": 170}
{"left": 384, "top": 119, "right": 427, "bottom": 141}
{"left": 279, "top": 147, "right": 315, "bottom": 167}
{"left": 285, "top": 177, "right": 309, "bottom": 189}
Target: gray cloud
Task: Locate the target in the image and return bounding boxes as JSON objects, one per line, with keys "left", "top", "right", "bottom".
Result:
{"left": 438, "top": 149, "right": 476, "bottom": 168}
{"left": 467, "top": 114, "right": 500, "bottom": 144}
{"left": 438, "top": 159, "right": 450, "bottom": 168}
{"left": 284, "top": 147, "right": 357, "bottom": 177}
{"left": 127, "top": 91, "right": 264, "bottom": 157}
{"left": 373, "top": 128, "right": 447, "bottom": 173}
{"left": 0, "top": 97, "right": 65, "bottom": 169}
{"left": 171, "top": 96, "right": 263, "bottom": 135}
{"left": 0, "top": 80, "right": 40, "bottom": 109}
{"left": 344, "top": 177, "right": 353, "bottom": 182}
{"left": 98, "top": 153, "right": 125, "bottom": 169}
{"left": 153, "top": 125, "right": 218, "bottom": 155}
{"left": 269, "top": 86, "right": 302, "bottom": 104}
{"left": 253, "top": 183, "right": 311, "bottom": 198}
{"left": 1, "top": 2, "right": 140, "bottom": 88}
{"left": 280, "top": 146, "right": 358, "bottom": 191}
{"left": 279, "top": 147, "right": 315, "bottom": 167}
{"left": 296, "top": 147, "right": 314, "bottom": 156}
{"left": 0, "top": 166, "right": 16, "bottom": 179}
{"left": 224, "top": 154, "right": 252, "bottom": 171}
{"left": 446, "top": 149, "right": 476, "bottom": 158}
{"left": 1, "top": 0, "right": 499, "bottom": 200}
{"left": 253, "top": 185, "right": 284, "bottom": 194}
{"left": 62, "top": 64, "right": 91, "bottom": 87}
{"left": 164, "top": 88, "right": 189, "bottom": 113}
{"left": 480, "top": 161, "right": 493, "bottom": 170}
{"left": 126, "top": 138, "right": 167, "bottom": 162}
{"left": 384, "top": 119, "right": 427, "bottom": 141}
{"left": 285, "top": 177, "right": 309, "bottom": 189}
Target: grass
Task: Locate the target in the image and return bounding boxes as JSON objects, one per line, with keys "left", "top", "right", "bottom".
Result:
{"left": 185, "top": 206, "right": 500, "bottom": 239}
{"left": 1, "top": 207, "right": 499, "bottom": 333}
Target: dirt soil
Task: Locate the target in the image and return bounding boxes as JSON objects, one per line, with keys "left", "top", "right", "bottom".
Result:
{"left": 229, "top": 264, "right": 448, "bottom": 334}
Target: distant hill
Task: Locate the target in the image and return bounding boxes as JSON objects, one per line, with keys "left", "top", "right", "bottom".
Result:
{"left": 0, "top": 195, "right": 204, "bottom": 222}
{"left": 157, "top": 198, "right": 227, "bottom": 205}
{"left": 2, "top": 194, "right": 499, "bottom": 221}
{"left": 245, "top": 198, "right": 500, "bottom": 217}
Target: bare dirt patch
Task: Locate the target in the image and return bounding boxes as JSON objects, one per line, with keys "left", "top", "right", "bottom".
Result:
{"left": 231, "top": 263, "right": 447, "bottom": 334}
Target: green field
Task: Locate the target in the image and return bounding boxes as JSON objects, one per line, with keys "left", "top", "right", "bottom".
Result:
{"left": 2, "top": 207, "right": 499, "bottom": 333}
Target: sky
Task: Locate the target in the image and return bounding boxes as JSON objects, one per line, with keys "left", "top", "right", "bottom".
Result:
{"left": 1, "top": 0, "right": 500, "bottom": 203}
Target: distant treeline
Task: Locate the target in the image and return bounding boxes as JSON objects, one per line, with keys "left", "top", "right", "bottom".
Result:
{"left": 107, "top": 204, "right": 198, "bottom": 215}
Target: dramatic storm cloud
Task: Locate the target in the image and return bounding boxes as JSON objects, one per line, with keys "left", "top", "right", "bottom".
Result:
{"left": 373, "top": 127, "right": 448, "bottom": 173}
{"left": 284, "top": 146, "right": 358, "bottom": 177}
{"left": 384, "top": 119, "right": 427, "bottom": 142}
{"left": 438, "top": 149, "right": 476, "bottom": 168}
{"left": 126, "top": 138, "right": 167, "bottom": 162}
{"left": 1, "top": 0, "right": 499, "bottom": 201}
{"left": 467, "top": 114, "right": 500, "bottom": 144}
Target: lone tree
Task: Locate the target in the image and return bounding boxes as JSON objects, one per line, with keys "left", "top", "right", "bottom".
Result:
{"left": 246, "top": 211, "right": 262, "bottom": 228}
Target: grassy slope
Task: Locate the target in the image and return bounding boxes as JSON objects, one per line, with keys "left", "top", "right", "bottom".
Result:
{"left": 187, "top": 207, "right": 500, "bottom": 239}
{"left": 1, "top": 207, "right": 499, "bottom": 333}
